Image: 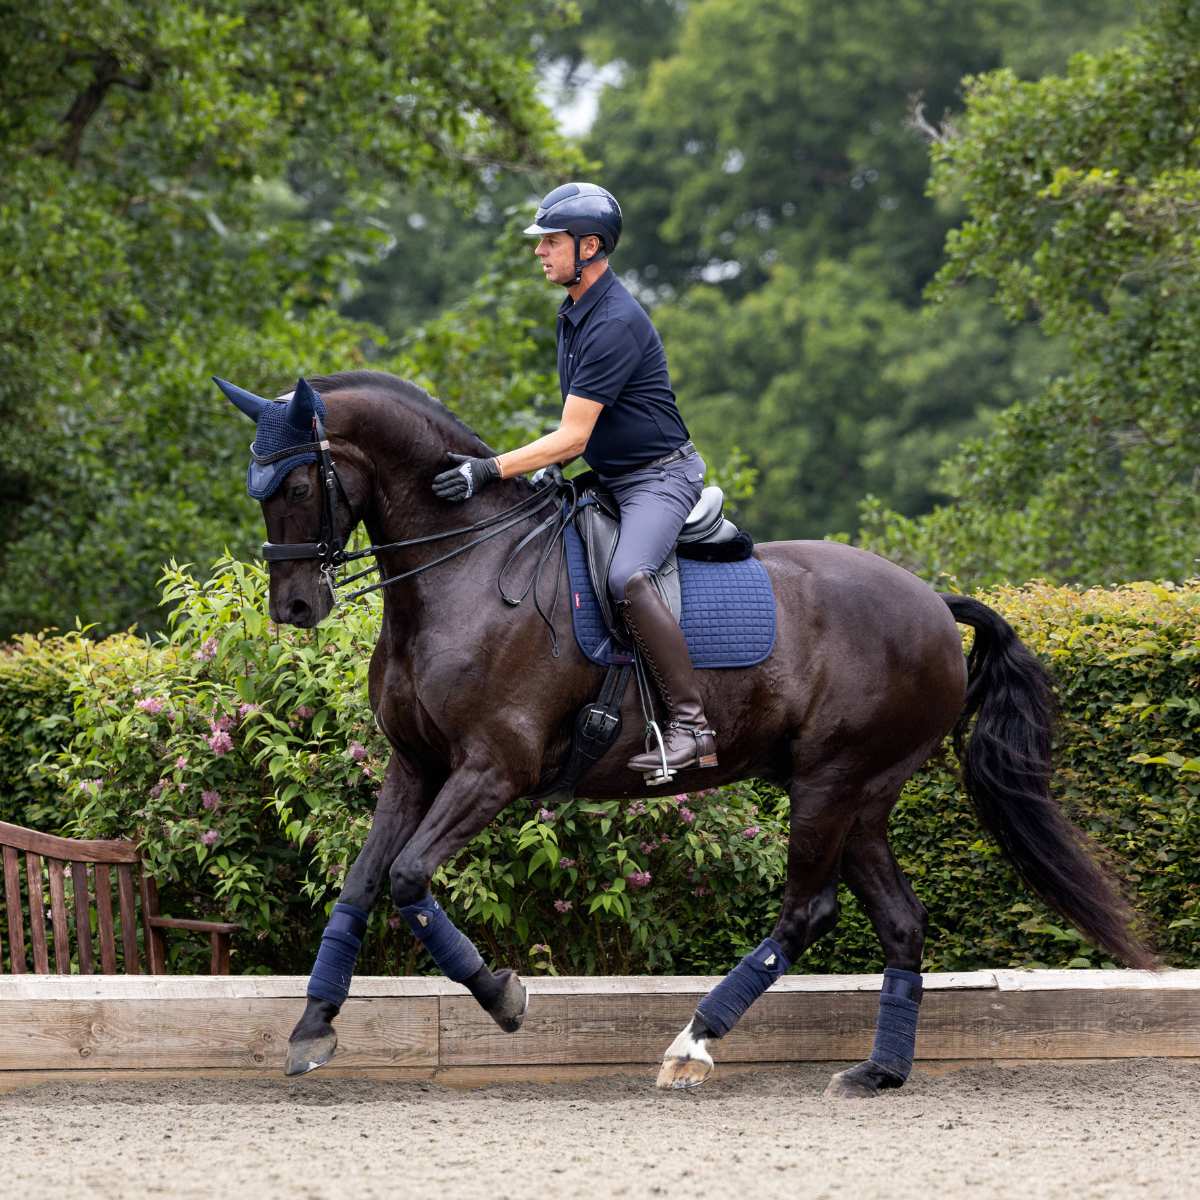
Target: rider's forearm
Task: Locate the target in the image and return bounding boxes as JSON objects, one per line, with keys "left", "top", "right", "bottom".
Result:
{"left": 494, "top": 428, "right": 588, "bottom": 479}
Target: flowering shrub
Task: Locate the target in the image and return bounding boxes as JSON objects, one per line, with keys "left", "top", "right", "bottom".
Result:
{"left": 1, "top": 563, "right": 1197, "bottom": 974}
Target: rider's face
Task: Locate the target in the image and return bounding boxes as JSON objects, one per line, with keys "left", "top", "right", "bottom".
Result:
{"left": 534, "top": 232, "right": 599, "bottom": 285}
{"left": 534, "top": 232, "right": 574, "bottom": 284}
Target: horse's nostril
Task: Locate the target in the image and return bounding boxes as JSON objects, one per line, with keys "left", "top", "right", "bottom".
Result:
{"left": 288, "top": 597, "right": 313, "bottom": 625}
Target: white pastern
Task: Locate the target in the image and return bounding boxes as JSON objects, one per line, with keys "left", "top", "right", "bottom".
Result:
{"left": 656, "top": 1019, "right": 714, "bottom": 1090}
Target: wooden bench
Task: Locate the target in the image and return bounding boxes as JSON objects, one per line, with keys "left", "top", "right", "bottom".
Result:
{"left": 0, "top": 820, "right": 238, "bottom": 974}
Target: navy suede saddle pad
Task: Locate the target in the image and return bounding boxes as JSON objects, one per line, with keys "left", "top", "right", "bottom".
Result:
{"left": 563, "top": 524, "right": 777, "bottom": 668}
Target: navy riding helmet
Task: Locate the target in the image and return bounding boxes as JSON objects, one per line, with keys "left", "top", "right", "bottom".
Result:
{"left": 524, "top": 182, "right": 622, "bottom": 284}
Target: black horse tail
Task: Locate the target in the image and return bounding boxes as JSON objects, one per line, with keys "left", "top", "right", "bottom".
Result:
{"left": 941, "top": 594, "right": 1155, "bottom": 970}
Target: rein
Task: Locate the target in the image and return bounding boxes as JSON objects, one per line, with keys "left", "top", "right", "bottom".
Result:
{"left": 261, "top": 417, "right": 576, "bottom": 651}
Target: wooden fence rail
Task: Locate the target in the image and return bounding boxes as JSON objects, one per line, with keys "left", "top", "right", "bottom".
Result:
{"left": 1, "top": 970, "right": 1197, "bottom": 1075}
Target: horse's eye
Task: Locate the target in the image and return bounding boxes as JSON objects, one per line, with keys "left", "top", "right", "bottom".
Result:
{"left": 288, "top": 483, "right": 311, "bottom": 503}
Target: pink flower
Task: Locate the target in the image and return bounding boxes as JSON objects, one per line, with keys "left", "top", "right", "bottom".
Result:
{"left": 175, "top": 756, "right": 188, "bottom": 770}
{"left": 640, "top": 841, "right": 658, "bottom": 855}
{"left": 348, "top": 741, "right": 367, "bottom": 762}
{"left": 626, "top": 800, "right": 646, "bottom": 818}
{"left": 387, "top": 914, "right": 402, "bottom": 930}
{"left": 742, "top": 826, "right": 760, "bottom": 839}
{"left": 201, "top": 790, "right": 221, "bottom": 811}
{"left": 554, "top": 899, "right": 573, "bottom": 913}
{"left": 209, "top": 714, "right": 233, "bottom": 733}
{"left": 194, "top": 636, "right": 218, "bottom": 662}
{"left": 626, "top": 870, "right": 652, "bottom": 889}
{"left": 678, "top": 807, "right": 696, "bottom": 824}
{"left": 148, "top": 781, "right": 164, "bottom": 800}
{"left": 200, "top": 830, "right": 219, "bottom": 847}
{"left": 207, "top": 729, "right": 233, "bottom": 755}
{"left": 238, "top": 703, "right": 260, "bottom": 719}
{"left": 294, "top": 705, "right": 315, "bottom": 720}
{"left": 538, "top": 807, "right": 556, "bottom": 823}
{"left": 136, "top": 697, "right": 164, "bottom": 715}
{"left": 557, "top": 857, "right": 576, "bottom": 869}
{"left": 673, "top": 793, "right": 689, "bottom": 804}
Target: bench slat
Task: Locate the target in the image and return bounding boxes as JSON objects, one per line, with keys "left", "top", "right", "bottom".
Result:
{"left": 24, "top": 853, "right": 49, "bottom": 974}
{"left": 71, "top": 862, "right": 94, "bottom": 975}
{"left": 3, "top": 846, "right": 25, "bottom": 973}
{"left": 95, "top": 865, "right": 117, "bottom": 975}
{"left": 48, "top": 860, "right": 71, "bottom": 974}
{"left": 116, "top": 864, "right": 140, "bottom": 973}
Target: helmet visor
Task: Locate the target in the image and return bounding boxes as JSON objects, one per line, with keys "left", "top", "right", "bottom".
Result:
{"left": 523, "top": 221, "right": 569, "bottom": 236}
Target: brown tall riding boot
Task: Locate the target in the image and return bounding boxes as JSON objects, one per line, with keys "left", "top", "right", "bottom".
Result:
{"left": 619, "top": 571, "right": 718, "bottom": 778}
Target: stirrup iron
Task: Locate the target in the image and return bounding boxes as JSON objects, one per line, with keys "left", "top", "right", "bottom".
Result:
{"left": 641, "top": 719, "right": 675, "bottom": 787}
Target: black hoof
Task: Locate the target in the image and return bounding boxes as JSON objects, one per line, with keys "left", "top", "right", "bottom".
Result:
{"left": 484, "top": 969, "right": 528, "bottom": 1033}
{"left": 824, "top": 1060, "right": 905, "bottom": 1100}
{"left": 285, "top": 1028, "right": 337, "bottom": 1077}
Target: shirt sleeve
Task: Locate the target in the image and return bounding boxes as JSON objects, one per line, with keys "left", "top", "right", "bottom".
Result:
{"left": 568, "top": 320, "right": 641, "bottom": 407}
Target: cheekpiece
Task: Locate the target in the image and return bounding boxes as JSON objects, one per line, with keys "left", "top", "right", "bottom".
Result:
{"left": 213, "top": 375, "right": 327, "bottom": 499}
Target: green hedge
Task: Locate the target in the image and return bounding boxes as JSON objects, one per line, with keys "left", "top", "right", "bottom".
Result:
{"left": 2, "top": 562, "right": 1197, "bottom": 975}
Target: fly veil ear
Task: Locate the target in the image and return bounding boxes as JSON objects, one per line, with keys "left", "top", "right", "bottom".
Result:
{"left": 213, "top": 375, "right": 327, "bottom": 499}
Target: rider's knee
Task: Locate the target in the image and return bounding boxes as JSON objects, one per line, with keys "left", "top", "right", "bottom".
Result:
{"left": 611, "top": 565, "right": 654, "bottom": 604}
{"left": 388, "top": 856, "right": 428, "bottom": 908}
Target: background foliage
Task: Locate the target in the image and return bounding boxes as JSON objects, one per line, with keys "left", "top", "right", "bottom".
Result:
{"left": 860, "top": 0, "right": 1200, "bottom": 586}
{"left": 0, "top": 0, "right": 575, "bottom": 637}
{"left": 3, "top": 564, "right": 1195, "bottom": 975}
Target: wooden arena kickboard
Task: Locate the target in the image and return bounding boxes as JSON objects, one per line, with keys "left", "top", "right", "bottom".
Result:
{"left": 1, "top": 971, "right": 1198, "bottom": 1072}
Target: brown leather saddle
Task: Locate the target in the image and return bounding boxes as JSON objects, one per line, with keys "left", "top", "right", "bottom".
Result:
{"left": 572, "top": 472, "right": 751, "bottom": 645}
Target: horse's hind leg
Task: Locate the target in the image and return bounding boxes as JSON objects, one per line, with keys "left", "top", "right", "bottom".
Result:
{"left": 286, "top": 752, "right": 436, "bottom": 1076}
{"left": 824, "top": 821, "right": 928, "bottom": 1100}
{"left": 657, "top": 771, "right": 855, "bottom": 1090}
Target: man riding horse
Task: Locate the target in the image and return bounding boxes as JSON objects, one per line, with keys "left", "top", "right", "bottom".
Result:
{"left": 431, "top": 183, "right": 716, "bottom": 780}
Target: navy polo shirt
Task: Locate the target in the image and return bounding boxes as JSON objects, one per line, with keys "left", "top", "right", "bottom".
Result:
{"left": 557, "top": 268, "right": 690, "bottom": 474}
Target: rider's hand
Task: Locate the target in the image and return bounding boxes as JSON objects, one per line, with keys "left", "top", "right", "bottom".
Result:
{"left": 432, "top": 453, "right": 501, "bottom": 502}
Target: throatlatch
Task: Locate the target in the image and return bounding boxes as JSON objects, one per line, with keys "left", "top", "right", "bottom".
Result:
{"left": 306, "top": 902, "right": 369, "bottom": 1007}
{"left": 868, "top": 968, "right": 923, "bottom": 1080}
{"left": 694, "top": 937, "right": 792, "bottom": 1038}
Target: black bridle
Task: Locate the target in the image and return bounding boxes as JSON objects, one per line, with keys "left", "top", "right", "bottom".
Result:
{"left": 259, "top": 416, "right": 575, "bottom": 650}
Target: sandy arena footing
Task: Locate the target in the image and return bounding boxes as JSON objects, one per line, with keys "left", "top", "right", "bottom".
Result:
{"left": 2, "top": 1059, "right": 1198, "bottom": 1199}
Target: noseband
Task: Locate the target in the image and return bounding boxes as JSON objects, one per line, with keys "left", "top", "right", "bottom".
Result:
{"left": 260, "top": 417, "right": 574, "bottom": 647}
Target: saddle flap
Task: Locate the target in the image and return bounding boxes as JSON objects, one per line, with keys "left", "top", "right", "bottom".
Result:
{"left": 574, "top": 489, "right": 683, "bottom": 640}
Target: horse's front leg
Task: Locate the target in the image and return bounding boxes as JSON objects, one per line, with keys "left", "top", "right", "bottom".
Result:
{"left": 387, "top": 758, "right": 529, "bottom": 1033}
{"left": 285, "top": 752, "right": 436, "bottom": 1076}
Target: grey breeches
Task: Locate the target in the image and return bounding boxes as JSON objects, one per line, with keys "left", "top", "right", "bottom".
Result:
{"left": 601, "top": 451, "right": 706, "bottom": 602}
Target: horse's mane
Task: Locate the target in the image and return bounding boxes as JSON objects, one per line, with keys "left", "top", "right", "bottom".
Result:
{"left": 306, "top": 370, "right": 489, "bottom": 451}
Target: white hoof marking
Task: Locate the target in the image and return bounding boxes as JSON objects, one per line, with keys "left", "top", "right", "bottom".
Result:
{"left": 657, "top": 1019, "right": 714, "bottom": 1089}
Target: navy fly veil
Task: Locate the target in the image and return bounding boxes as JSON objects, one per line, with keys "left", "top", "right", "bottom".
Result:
{"left": 564, "top": 524, "right": 776, "bottom": 669}
{"left": 213, "top": 376, "right": 327, "bottom": 499}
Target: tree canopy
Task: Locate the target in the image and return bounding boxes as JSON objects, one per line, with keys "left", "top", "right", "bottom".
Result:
{"left": 0, "top": 0, "right": 572, "bottom": 635}
{"left": 860, "top": 0, "right": 1200, "bottom": 586}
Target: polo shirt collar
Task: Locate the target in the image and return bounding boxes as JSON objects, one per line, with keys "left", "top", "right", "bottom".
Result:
{"left": 557, "top": 267, "right": 617, "bottom": 327}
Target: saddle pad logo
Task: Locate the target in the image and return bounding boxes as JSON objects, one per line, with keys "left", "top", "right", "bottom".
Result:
{"left": 563, "top": 525, "right": 776, "bottom": 670}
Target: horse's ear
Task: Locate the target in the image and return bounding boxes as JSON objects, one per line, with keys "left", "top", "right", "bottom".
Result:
{"left": 213, "top": 376, "right": 269, "bottom": 422}
{"left": 286, "top": 377, "right": 322, "bottom": 430}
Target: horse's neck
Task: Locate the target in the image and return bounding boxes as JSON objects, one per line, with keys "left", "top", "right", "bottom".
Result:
{"left": 363, "top": 456, "right": 536, "bottom": 636}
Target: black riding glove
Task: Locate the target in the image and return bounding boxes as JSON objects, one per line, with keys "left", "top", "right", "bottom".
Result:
{"left": 432, "top": 453, "right": 501, "bottom": 502}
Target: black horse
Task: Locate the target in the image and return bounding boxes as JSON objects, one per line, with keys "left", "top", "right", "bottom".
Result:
{"left": 218, "top": 370, "right": 1151, "bottom": 1096}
